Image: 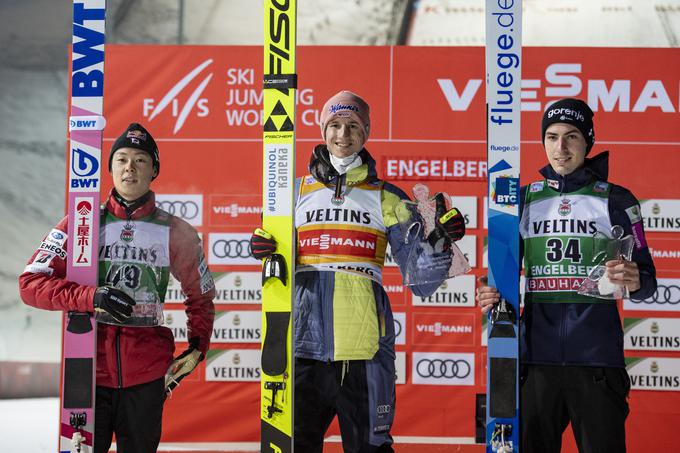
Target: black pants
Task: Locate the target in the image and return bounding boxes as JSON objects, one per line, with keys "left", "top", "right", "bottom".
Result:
{"left": 294, "top": 358, "right": 394, "bottom": 453}
{"left": 94, "top": 378, "right": 165, "bottom": 453}
{"left": 521, "top": 365, "right": 630, "bottom": 453}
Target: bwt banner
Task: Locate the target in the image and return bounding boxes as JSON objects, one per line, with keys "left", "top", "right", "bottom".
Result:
{"left": 81, "top": 46, "right": 680, "bottom": 451}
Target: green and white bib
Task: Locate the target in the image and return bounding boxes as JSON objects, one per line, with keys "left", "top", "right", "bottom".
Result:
{"left": 520, "top": 180, "right": 614, "bottom": 304}
{"left": 97, "top": 208, "right": 171, "bottom": 326}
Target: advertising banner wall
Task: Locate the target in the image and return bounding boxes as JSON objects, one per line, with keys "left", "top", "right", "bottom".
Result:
{"left": 85, "top": 45, "right": 680, "bottom": 451}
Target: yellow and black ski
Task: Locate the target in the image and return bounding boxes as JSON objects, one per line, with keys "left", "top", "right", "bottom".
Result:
{"left": 260, "top": 0, "right": 297, "bottom": 451}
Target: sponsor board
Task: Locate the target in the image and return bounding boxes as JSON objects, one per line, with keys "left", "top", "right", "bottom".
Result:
{"left": 411, "top": 352, "right": 475, "bottom": 386}
{"left": 394, "top": 312, "right": 406, "bottom": 345}
{"left": 383, "top": 271, "right": 406, "bottom": 306}
{"left": 451, "top": 196, "right": 478, "bottom": 229}
{"left": 640, "top": 199, "right": 680, "bottom": 232}
{"left": 481, "top": 314, "right": 487, "bottom": 347}
{"left": 412, "top": 274, "right": 476, "bottom": 307}
{"left": 165, "top": 310, "right": 261, "bottom": 343}
{"left": 482, "top": 236, "right": 488, "bottom": 269}
{"left": 155, "top": 194, "right": 203, "bottom": 226}
{"left": 383, "top": 243, "right": 399, "bottom": 268}
{"left": 626, "top": 357, "right": 680, "bottom": 391}
{"left": 165, "top": 271, "right": 262, "bottom": 304}
{"left": 208, "top": 232, "right": 259, "bottom": 265}
{"left": 205, "top": 348, "right": 261, "bottom": 382}
{"left": 457, "top": 234, "right": 477, "bottom": 267}
{"left": 382, "top": 156, "right": 487, "bottom": 181}
{"left": 483, "top": 197, "right": 488, "bottom": 229}
{"left": 412, "top": 312, "right": 475, "bottom": 346}
{"left": 647, "top": 236, "right": 680, "bottom": 271}
{"left": 209, "top": 194, "right": 262, "bottom": 226}
{"left": 396, "top": 351, "right": 406, "bottom": 385}
{"left": 624, "top": 278, "right": 680, "bottom": 312}
{"left": 624, "top": 318, "right": 680, "bottom": 351}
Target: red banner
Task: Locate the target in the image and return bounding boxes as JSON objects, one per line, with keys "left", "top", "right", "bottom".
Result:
{"left": 90, "top": 45, "right": 680, "bottom": 452}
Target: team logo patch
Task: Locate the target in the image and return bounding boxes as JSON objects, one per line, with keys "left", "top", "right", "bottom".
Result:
{"left": 530, "top": 181, "right": 544, "bottom": 193}
{"left": 593, "top": 181, "right": 609, "bottom": 193}
{"left": 626, "top": 205, "right": 643, "bottom": 224}
{"left": 120, "top": 223, "right": 135, "bottom": 243}
{"left": 558, "top": 198, "right": 572, "bottom": 216}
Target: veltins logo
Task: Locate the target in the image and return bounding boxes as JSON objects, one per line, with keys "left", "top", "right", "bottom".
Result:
{"left": 624, "top": 318, "right": 680, "bottom": 352}
{"left": 640, "top": 199, "right": 680, "bottom": 232}
{"left": 626, "top": 357, "right": 680, "bottom": 391}
{"left": 143, "top": 59, "right": 213, "bottom": 134}
{"left": 412, "top": 274, "right": 476, "bottom": 307}
{"left": 205, "top": 349, "right": 261, "bottom": 382}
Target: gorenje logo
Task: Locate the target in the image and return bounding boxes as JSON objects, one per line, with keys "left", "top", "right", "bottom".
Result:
{"left": 143, "top": 59, "right": 213, "bottom": 134}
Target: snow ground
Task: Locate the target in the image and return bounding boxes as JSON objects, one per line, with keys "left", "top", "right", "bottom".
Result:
{"left": 0, "top": 397, "right": 59, "bottom": 452}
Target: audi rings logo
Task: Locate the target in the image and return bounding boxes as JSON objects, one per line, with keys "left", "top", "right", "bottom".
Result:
{"left": 156, "top": 200, "right": 200, "bottom": 220}
{"left": 631, "top": 285, "right": 680, "bottom": 305}
{"left": 376, "top": 404, "right": 391, "bottom": 415}
{"left": 393, "top": 312, "right": 406, "bottom": 345}
{"left": 394, "top": 317, "right": 403, "bottom": 338}
{"left": 208, "top": 233, "right": 258, "bottom": 265}
{"left": 416, "top": 358, "right": 471, "bottom": 379}
{"left": 212, "top": 239, "right": 252, "bottom": 259}
{"left": 155, "top": 194, "right": 203, "bottom": 226}
{"left": 412, "top": 352, "right": 475, "bottom": 386}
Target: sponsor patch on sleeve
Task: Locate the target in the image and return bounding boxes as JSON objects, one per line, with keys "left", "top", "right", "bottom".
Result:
{"left": 24, "top": 251, "right": 56, "bottom": 275}
{"left": 530, "top": 181, "right": 544, "bottom": 193}
{"left": 44, "top": 229, "right": 67, "bottom": 248}
{"left": 593, "top": 181, "right": 609, "bottom": 193}
{"left": 197, "top": 251, "right": 215, "bottom": 294}
{"left": 626, "top": 205, "right": 647, "bottom": 250}
{"left": 626, "top": 205, "right": 643, "bottom": 224}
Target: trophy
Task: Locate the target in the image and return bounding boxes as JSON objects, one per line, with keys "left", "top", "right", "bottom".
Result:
{"left": 577, "top": 225, "right": 634, "bottom": 299}
{"left": 396, "top": 183, "right": 470, "bottom": 286}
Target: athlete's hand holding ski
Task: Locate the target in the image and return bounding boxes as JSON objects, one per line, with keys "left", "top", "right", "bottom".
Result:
{"left": 476, "top": 277, "right": 500, "bottom": 315}
{"left": 164, "top": 343, "right": 204, "bottom": 394}
{"left": 93, "top": 286, "right": 136, "bottom": 323}
{"left": 250, "top": 228, "right": 277, "bottom": 259}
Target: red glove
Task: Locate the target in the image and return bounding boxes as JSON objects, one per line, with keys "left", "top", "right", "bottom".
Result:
{"left": 250, "top": 228, "right": 277, "bottom": 259}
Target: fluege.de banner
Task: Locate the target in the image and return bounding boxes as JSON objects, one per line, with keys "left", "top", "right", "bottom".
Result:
{"left": 85, "top": 45, "right": 680, "bottom": 449}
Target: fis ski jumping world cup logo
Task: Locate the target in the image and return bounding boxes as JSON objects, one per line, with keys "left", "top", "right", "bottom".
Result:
{"left": 494, "top": 176, "right": 519, "bottom": 205}
{"left": 143, "top": 59, "right": 214, "bottom": 134}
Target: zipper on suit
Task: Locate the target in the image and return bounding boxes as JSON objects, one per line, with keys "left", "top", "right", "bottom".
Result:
{"left": 116, "top": 328, "right": 123, "bottom": 388}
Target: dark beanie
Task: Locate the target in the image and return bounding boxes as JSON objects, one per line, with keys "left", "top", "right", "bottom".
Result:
{"left": 541, "top": 98, "right": 595, "bottom": 154}
{"left": 108, "top": 123, "right": 160, "bottom": 177}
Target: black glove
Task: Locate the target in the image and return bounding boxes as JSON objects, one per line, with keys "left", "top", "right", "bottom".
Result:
{"left": 250, "top": 228, "right": 276, "bottom": 259}
{"left": 93, "top": 286, "right": 136, "bottom": 323}
{"left": 438, "top": 207, "right": 466, "bottom": 242}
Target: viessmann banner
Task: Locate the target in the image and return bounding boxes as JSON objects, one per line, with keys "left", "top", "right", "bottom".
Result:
{"left": 83, "top": 46, "right": 679, "bottom": 450}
